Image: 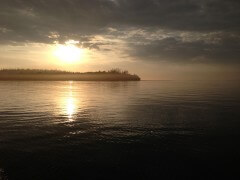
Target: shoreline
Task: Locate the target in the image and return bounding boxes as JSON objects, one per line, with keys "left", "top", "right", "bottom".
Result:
{"left": 0, "top": 73, "right": 141, "bottom": 81}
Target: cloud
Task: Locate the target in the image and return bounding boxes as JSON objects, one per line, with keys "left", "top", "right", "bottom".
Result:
{"left": 127, "top": 33, "right": 240, "bottom": 63}
{"left": 0, "top": 0, "right": 240, "bottom": 64}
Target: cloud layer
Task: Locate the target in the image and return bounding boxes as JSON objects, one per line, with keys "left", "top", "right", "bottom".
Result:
{"left": 1, "top": 0, "right": 240, "bottom": 63}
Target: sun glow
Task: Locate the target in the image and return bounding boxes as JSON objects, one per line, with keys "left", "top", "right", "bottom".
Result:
{"left": 54, "top": 42, "right": 83, "bottom": 63}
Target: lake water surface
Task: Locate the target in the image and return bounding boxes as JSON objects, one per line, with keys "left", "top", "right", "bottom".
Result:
{"left": 0, "top": 81, "right": 240, "bottom": 179}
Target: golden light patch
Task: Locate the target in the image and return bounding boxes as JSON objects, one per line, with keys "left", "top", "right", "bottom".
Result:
{"left": 54, "top": 43, "right": 83, "bottom": 63}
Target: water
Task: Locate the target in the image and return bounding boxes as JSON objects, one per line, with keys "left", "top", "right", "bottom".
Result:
{"left": 0, "top": 81, "right": 240, "bottom": 179}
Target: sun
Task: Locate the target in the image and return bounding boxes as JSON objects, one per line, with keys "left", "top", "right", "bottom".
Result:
{"left": 54, "top": 43, "right": 83, "bottom": 63}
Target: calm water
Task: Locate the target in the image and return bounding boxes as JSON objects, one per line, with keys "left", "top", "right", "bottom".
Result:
{"left": 0, "top": 81, "right": 240, "bottom": 179}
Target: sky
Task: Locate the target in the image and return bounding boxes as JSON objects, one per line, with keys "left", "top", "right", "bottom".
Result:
{"left": 0, "top": 0, "right": 240, "bottom": 80}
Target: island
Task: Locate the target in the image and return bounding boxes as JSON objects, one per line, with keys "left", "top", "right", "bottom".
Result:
{"left": 0, "top": 69, "right": 141, "bottom": 81}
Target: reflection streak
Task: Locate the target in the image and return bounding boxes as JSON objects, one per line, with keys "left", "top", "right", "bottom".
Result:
{"left": 64, "top": 82, "right": 77, "bottom": 122}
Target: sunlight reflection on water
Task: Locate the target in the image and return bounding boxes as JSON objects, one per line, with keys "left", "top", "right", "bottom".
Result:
{"left": 62, "top": 82, "right": 77, "bottom": 122}
{"left": 66, "top": 97, "right": 76, "bottom": 121}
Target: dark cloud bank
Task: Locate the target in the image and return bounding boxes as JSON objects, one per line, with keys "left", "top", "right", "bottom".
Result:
{"left": 0, "top": 0, "right": 240, "bottom": 64}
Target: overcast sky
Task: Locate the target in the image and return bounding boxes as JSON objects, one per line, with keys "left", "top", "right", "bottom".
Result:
{"left": 0, "top": 0, "right": 240, "bottom": 79}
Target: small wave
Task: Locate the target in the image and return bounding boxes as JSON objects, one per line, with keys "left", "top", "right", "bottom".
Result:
{"left": 0, "top": 168, "right": 8, "bottom": 180}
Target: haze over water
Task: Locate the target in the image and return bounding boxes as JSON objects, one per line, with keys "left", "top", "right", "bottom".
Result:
{"left": 0, "top": 80, "right": 240, "bottom": 179}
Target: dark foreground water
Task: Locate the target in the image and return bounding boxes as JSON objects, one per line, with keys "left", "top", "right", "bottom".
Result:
{"left": 0, "top": 81, "right": 240, "bottom": 179}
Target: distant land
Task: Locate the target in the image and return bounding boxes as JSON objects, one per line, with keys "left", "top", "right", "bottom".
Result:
{"left": 0, "top": 69, "right": 141, "bottom": 81}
